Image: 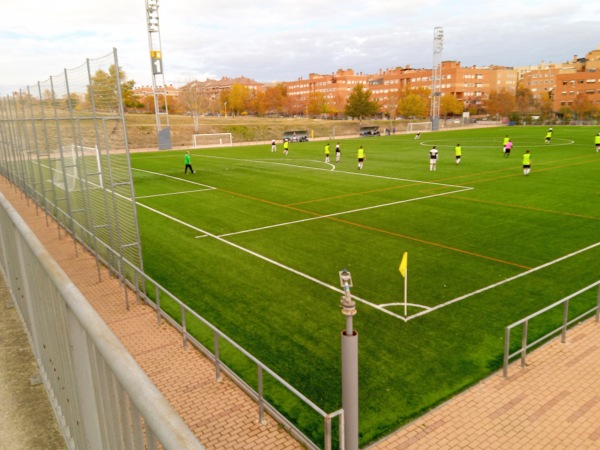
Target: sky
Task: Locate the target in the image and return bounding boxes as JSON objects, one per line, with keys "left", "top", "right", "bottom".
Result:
{"left": 1, "top": 0, "right": 599, "bottom": 95}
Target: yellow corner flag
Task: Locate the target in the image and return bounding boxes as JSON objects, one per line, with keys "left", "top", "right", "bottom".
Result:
{"left": 399, "top": 252, "right": 408, "bottom": 278}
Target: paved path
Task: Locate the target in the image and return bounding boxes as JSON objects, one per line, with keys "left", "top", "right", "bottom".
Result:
{"left": 2, "top": 177, "right": 600, "bottom": 450}
{"left": 368, "top": 318, "right": 600, "bottom": 450}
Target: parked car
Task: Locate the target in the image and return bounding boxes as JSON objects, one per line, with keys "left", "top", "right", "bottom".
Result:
{"left": 359, "top": 126, "right": 381, "bottom": 137}
{"left": 282, "top": 130, "right": 310, "bottom": 142}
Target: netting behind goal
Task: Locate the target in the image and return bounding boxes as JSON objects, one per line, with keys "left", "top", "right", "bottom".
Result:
{"left": 51, "top": 144, "right": 103, "bottom": 192}
{"left": 193, "top": 133, "right": 233, "bottom": 147}
{"left": 408, "top": 122, "right": 433, "bottom": 133}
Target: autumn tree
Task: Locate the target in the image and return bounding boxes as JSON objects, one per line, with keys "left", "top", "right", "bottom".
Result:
{"left": 539, "top": 91, "right": 554, "bottom": 122}
{"left": 515, "top": 86, "right": 536, "bottom": 115}
{"left": 397, "top": 88, "right": 430, "bottom": 118}
{"left": 440, "top": 95, "right": 463, "bottom": 119}
{"left": 571, "top": 92, "right": 593, "bottom": 120}
{"left": 264, "top": 84, "right": 288, "bottom": 115}
{"left": 222, "top": 84, "right": 251, "bottom": 116}
{"left": 87, "top": 64, "right": 138, "bottom": 112}
{"left": 344, "top": 84, "right": 380, "bottom": 120}
{"left": 179, "top": 84, "right": 212, "bottom": 131}
{"left": 485, "top": 89, "right": 516, "bottom": 119}
{"left": 307, "top": 92, "right": 330, "bottom": 116}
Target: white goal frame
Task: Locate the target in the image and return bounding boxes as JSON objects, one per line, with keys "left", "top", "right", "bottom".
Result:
{"left": 50, "top": 144, "right": 103, "bottom": 192}
{"left": 193, "top": 133, "right": 233, "bottom": 148}
{"left": 407, "top": 122, "right": 433, "bottom": 133}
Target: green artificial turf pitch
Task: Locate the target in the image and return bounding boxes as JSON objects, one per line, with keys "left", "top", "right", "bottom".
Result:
{"left": 130, "top": 125, "right": 600, "bottom": 447}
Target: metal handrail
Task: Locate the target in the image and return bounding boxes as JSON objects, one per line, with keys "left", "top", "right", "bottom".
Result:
{"left": 503, "top": 281, "right": 600, "bottom": 378}
{"left": 30, "top": 203, "right": 343, "bottom": 450}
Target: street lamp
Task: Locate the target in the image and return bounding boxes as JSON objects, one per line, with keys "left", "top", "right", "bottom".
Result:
{"left": 339, "top": 269, "right": 358, "bottom": 450}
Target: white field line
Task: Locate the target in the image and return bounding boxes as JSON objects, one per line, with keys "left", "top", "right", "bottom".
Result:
{"left": 203, "top": 154, "right": 469, "bottom": 189}
{"left": 136, "top": 189, "right": 214, "bottom": 199}
{"left": 132, "top": 167, "right": 217, "bottom": 190}
{"left": 131, "top": 157, "right": 472, "bottom": 321}
{"left": 405, "top": 241, "right": 600, "bottom": 322}
{"left": 216, "top": 186, "right": 472, "bottom": 239}
{"left": 134, "top": 200, "right": 409, "bottom": 321}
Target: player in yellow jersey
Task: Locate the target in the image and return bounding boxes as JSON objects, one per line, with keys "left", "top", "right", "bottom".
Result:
{"left": 357, "top": 146, "right": 365, "bottom": 170}
{"left": 454, "top": 144, "right": 462, "bottom": 165}
{"left": 522, "top": 150, "right": 532, "bottom": 175}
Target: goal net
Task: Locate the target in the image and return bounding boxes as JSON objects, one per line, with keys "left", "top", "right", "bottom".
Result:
{"left": 193, "top": 133, "right": 233, "bottom": 148}
{"left": 407, "top": 122, "right": 433, "bottom": 133}
{"left": 51, "top": 144, "right": 103, "bottom": 192}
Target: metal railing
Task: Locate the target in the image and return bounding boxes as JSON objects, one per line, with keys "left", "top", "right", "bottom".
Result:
{"left": 0, "top": 193, "right": 204, "bottom": 450}
{"left": 503, "top": 281, "right": 600, "bottom": 378}
{"left": 1, "top": 184, "right": 344, "bottom": 450}
{"left": 80, "top": 219, "right": 343, "bottom": 449}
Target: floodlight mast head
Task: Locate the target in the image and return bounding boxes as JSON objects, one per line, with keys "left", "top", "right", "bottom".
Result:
{"left": 339, "top": 269, "right": 356, "bottom": 335}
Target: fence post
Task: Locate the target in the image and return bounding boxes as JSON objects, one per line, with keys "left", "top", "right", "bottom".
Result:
{"left": 561, "top": 300, "right": 569, "bottom": 343}
{"left": 503, "top": 327, "right": 511, "bottom": 379}
{"left": 520, "top": 321, "right": 528, "bottom": 369}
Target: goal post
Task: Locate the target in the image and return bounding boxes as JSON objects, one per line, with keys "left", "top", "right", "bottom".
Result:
{"left": 50, "top": 144, "right": 103, "bottom": 192}
{"left": 407, "top": 122, "right": 433, "bottom": 133}
{"left": 193, "top": 133, "right": 233, "bottom": 148}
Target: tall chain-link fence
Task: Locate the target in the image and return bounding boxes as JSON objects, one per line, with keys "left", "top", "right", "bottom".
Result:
{"left": 0, "top": 48, "right": 142, "bottom": 287}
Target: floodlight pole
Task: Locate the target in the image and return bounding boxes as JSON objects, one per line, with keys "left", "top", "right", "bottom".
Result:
{"left": 339, "top": 269, "right": 359, "bottom": 450}
{"left": 431, "top": 26, "right": 443, "bottom": 131}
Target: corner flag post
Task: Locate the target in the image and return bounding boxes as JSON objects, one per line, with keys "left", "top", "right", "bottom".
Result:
{"left": 399, "top": 252, "right": 408, "bottom": 316}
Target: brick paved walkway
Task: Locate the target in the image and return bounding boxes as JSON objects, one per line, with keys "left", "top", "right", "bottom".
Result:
{"left": 3, "top": 178, "right": 600, "bottom": 450}
{"left": 368, "top": 318, "right": 600, "bottom": 450}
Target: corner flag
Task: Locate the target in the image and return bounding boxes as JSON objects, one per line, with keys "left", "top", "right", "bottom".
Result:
{"left": 399, "top": 252, "right": 408, "bottom": 278}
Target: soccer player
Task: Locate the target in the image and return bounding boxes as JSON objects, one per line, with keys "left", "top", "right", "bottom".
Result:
{"left": 414, "top": 131, "right": 421, "bottom": 140}
{"left": 184, "top": 151, "right": 195, "bottom": 174}
{"left": 429, "top": 146, "right": 438, "bottom": 171}
{"left": 522, "top": 150, "right": 532, "bottom": 176}
{"left": 283, "top": 139, "right": 289, "bottom": 156}
{"left": 545, "top": 128, "right": 553, "bottom": 144}
{"left": 271, "top": 139, "right": 277, "bottom": 152}
{"left": 595, "top": 132, "right": 600, "bottom": 152}
{"left": 504, "top": 140, "right": 513, "bottom": 158}
{"left": 502, "top": 135, "right": 510, "bottom": 154}
{"left": 454, "top": 143, "right": 462, "bottom": 165}
{"left": 325, "top": 143, "right": 330, "bottom": 163}
{"left": 357, "top": 146, "right": 365, "bottom": 170}
{"left": 335, "top": 142, "right": 341, "bottom": 163}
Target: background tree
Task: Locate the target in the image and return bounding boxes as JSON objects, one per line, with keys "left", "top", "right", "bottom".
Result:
{"left": 179, "top": 85, "right": 211, "bottom": 131}
{"left": 571, "top": 92, "right": 592, "bottom": 121}
{"left": 88, "top": 64, "right": 137, "bottom": 112}
{"left": 307, "top": 92, "right": 330, "bottom": 117}
{"left": 344, "top": 84, "right": 380, "bottom": 120}
{"left": 397, "top": 88, "right": 429, "bottom": 118}
{"left": 515, "top": 85, "right": 536, "bottom": 116}
{"left": 264, "top": 84, "right": 288, "bottom": 115}
{"left": 484, "top": 88, "right": 516, "bottom": 119}
{"left": 225, "top": 84, "right": 251, "bottom": 116}
{"left": 440, "top": 95, "right": 463, "bottom": 119}
{"left": 539, "top": 91, "right": 554, "bottom": 122}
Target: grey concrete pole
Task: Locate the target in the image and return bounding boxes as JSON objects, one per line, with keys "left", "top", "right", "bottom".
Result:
{"left": 339, "top": 270, "right": 358, "bottom": 450}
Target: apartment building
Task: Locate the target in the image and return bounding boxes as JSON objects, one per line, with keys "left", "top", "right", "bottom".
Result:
{"left": 553, "top": 46, "right": 600, "bottom": 113}
{"left": 365, "top": 61, "right": 517, "bottom": 114}
{"left": 285, "top": 69, "right": 370, "bottom": 115}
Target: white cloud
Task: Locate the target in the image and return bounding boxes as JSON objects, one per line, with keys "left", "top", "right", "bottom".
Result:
{"left": 1, "top": 0, "right": 599, "bottom": 94}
